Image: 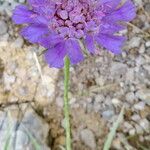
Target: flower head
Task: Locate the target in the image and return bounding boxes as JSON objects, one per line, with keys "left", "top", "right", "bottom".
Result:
{"left": 12, "top": 0, "right": 136, "bottom": 68}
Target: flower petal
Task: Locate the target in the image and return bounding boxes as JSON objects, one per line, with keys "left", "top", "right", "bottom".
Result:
{"left": 101, "top": 0, "right": 121, "bottom": 7}
{"left": 45, "top": 42, "right": 67, "bottom": 68}
{"left": 100, "top": 22, "right": 125, "bottom": 34}
{"left": 84, "top": 35, "right": 95, "bottom": 54}
{"left": 27, "top": 0, "right": 50, "bottom": 6}
{"left": 100, "top": 0, "right": 121, "bottom": 12}
{"left": 96, "top": 34, "right": 126, "bottom": 54}
{"left": 28, "top": 0, "right": 55, "bottom": 16}
{"left": 39, "top": 33, "right": 63, "bottom": 49}
{"left": 20, "top": 24, "right": 49, "bottom": 43}
{"left": 12, "top": 5, "right": 34, "bottom": 24}
{"left": 65, "top": 39, "right": 84, "bottom": 65}
{"left": 106, "top": 0, "right": 136, "bottom": 22}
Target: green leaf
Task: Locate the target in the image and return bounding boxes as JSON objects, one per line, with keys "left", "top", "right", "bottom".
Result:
{"left": 103, "top": 106, "right": 125, "bottom": 150}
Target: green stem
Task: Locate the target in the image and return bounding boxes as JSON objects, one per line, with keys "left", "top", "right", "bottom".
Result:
{"left": 64, "top": 56, "right": 71, "bottom": 150}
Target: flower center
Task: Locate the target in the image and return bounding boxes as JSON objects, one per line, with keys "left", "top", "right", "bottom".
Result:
{"left": 49, "top": 0, "right": 105, "bottom": 39}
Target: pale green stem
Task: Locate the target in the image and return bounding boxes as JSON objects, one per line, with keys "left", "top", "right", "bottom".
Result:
{"left": 64, "top": 56, "right": 71, "bottom": 150}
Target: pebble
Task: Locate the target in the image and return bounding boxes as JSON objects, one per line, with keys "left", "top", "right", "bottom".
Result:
{"left": 80, "top": 129, "right": 96, "bottom": 150}
{"left": 4, "top": 73, "right": 16, "bottom": 84}
{"left": 144, "top": 2, "right": 150, "bottom": 13}
{"left": 102, "top": 110, "right": 115, "bottom": 120}
{"left": 123, "top": 122, "right": 133, "bottom": 132}
{"left": 11, "top": 37, "right": 24, "bottom": 48}
{"left": 129, "top": 128, "right": 136, "bottom": 135}
{"left": 125, "top": 92, "right": 135, "bottom": 104}
{"left": 135, "top": 56, "right": 145, "bottom": 66}
{"left": 0, "top": 20, "right": 8, "bottom": 35}
{"left": 95, "top": 95, "right": 105, "bottom": 103}
{"left": 95, "top": 76, "right": 105, "bottom": 86}
{"left": 18, "top": 86, "right": 29, "bottom": 96}
{"left": 139, "top": 119, "right": 150, "bottom": 132}
{"left": 143, "top": 65, "right": 150, "bottom": 74}
{"left": 56, "top": 97, "right": 64, "bottom": 108}
{"left": 112, "top": 138, "right": 122, "bottom": 150}
{"left": 131, "top": 114, "right": 141, "bottom": 122}
{"left": 135, "top": 124, "right": 143, "bottom": 134}
{"left": 145, "top": 41, "right": 150, "bottom": 48}
{"left": 19, "top": 0, "right": 26, "bottom": 3}
{"left": 128, "top": 37, "right": 141, "bottom": 48}
{"left": 136, "top": 89, "right": 150, "bottom": 105}
{"left": 3, "top": 73, "right": 16, "bottom": 90}
{"left": 110, "top": 62, "right": 127, "bottom": 77}
{"left": 134, "top": 102, "right": 145, "bottom": 110}
{"left": 134, "top": 0, "right": 143, "bottom": 6}
{"left": 139, "top": 44, "right": 145, "bottom": 53}
{"left": 69, "top": 98, "right": 76, "bottom": 105}
{"left": 126, "top": 69, "right": 134, "bottom": 82}
{"left": 112, "top": 98, "right": 120, "bottom": 106}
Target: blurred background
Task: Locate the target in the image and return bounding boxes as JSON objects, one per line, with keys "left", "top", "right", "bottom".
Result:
{"left": 0, "top": 0, "right": 150, "bottom": 149}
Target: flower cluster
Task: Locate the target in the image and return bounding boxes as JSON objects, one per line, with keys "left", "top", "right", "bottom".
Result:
{"left": 12, "top": 0, "right": 135, "bottom": 68}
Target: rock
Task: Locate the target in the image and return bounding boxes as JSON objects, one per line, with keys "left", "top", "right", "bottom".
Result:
{"left": 135, "top": 0, "right": 143, "bottom": 6}
{"left": 126, "top": 92, "right": 135, "bottom": 104}
{"left": 95, "top": 76, "right": 105, "bottom": 86}
{"left": 143, "top": 65, "right": 150, "bottom": 74}
{"left": 15, "top": 130, "right": 29, "bottom": 149}
{"left": 131, "top": 114, "right": 141, "bottom": 122}
{"left": 129, "top": 129, "right": 136, "bottom": 136}
{"left": 19, "top": 0, "right": 26, "bottom": 3}
{"left": 20, "top": 109, "right": 50, "bottom": 144}
{"left": 145, "top": 135, "right": 150, "bottom": 141}
{"left": 112, "top": 98, "right": 120, "bottom": 106}
{"left": 139, "top": 119, "right": 150, "bottom": 133}
{"left": 56, "top": 97, "right": 64, "bottom": 108}
{"left": 123, "top": 122, "right": 133, "bottom": 132}
{"left": 69, "top": 97, "right": 76, "bottom": 105}
{"left": 126, "top": 69, "right": 135, "bottom": 82}
{"left": 135, "top": 124, "right": 143, "bottom": 134}
{"left": 134, "top": 102, "right": 145, "bottom": 110}
{"left": 4, "top": 73, "right": 16, "bottom": 83}
{"left": 102, "top": 110, "right": 115, "bottom": 120}
{"left": 135, "top": 56, "right": 145, "bottom": 66}
{"left": 128, "top": 37, "right": 141, "bottom": 48}
{"left": 18, "top": 86, "right": 29, "bottom": 96}
{"left": 145, "top": 41, "right": 150, "bottom": 48}
{"left": 0, "top": 20, "right": 8, "bottom": 35}
{"left": 112, "top": 138, "right": 122, "bottom": 150}
{"left": 110, "top": 62, "right": 127, "bottom": 78}
{"left": 0, "top": 105, "right": 50, "bottom": 150}
{"left": 95, "top": 95, "right": 105, "bottom": 103}
{"left": 93, "top": 102, "right": 101, "bottom": 112}
{"left": 136, "top": 89, "right": 150, "bottom": 105}
{"left": 139, "top": 44, "right": 145, "bottom": 53}
{"left": 55, "top": 136, "right": 65, "bottom": 146}
{"left": 80, "top": 129, "right": 96, "bottom": 150}
{"left": 140, "top": 106, "right": 150, "bottom": 119}
{"left": 11, "top": 37, "right": 24, "bottom": 48}
{"left": 144, "top": 3, "right": 150, "bottom": 14}
{"left": 3, "top": 73, "right": 16, "bottom": 90}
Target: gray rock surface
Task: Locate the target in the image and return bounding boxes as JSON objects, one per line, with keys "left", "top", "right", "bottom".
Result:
{"left": 0, "top": 106, "right": 50, "bottom": 150}
{"left": 136, "top": 89, "right": 150, "bottom": 105}
{"left": 80, "top": 129, "right": 96, "bottom": 150}
{"left": 0, "top": 20, "right": 8, "bottom": 35}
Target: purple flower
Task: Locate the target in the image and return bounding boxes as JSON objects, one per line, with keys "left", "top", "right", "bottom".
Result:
{"left": 12, "top": 0, "right": 136, "bottom": 68}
